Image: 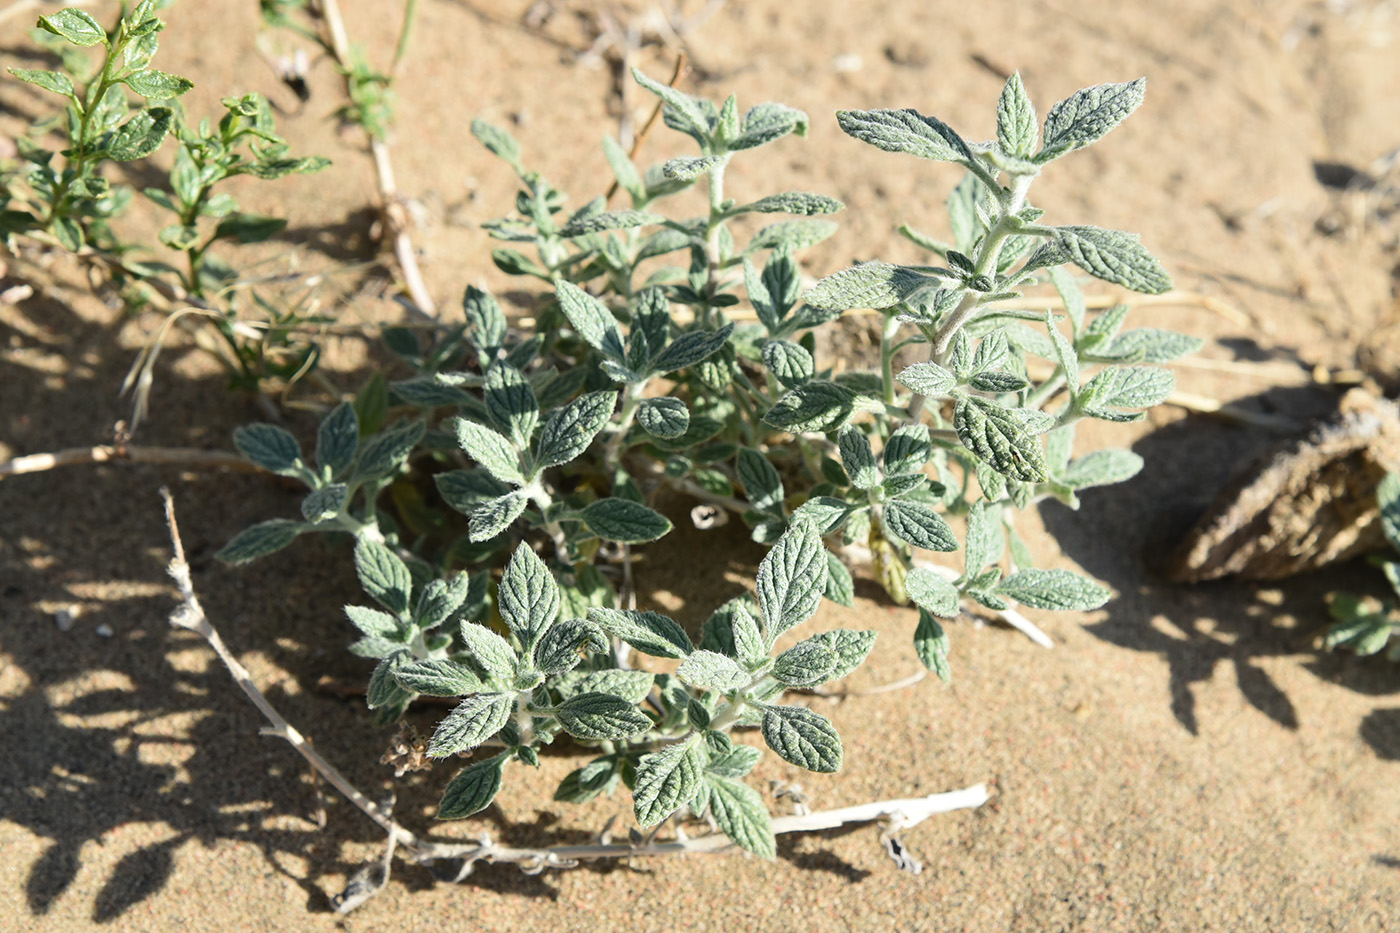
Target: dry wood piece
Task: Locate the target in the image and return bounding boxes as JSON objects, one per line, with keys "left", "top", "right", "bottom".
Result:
{"left": 1167, "top": 387, "right": 1400, "bottom": 581}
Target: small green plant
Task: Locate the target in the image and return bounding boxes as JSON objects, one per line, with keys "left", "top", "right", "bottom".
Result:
{"left": 2, "top": 3, "right": 328, "bottom": 403}
{"left": 1326, "top": 473, "right": 1400, "bottom": 661}
{"left": 217, "top": 68, "right": 1198, "bottom": 862}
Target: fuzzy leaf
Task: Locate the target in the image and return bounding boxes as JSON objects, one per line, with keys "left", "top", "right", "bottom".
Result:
{"left": 677, "top": 650, "right": 751, "bottom": 693}
{"left": 589, "top": 608, "right": 693, "bottom": 659}
{"left": 772, "top": 640, "right": 837, "bottom": 687}
{"left": 233, "top": 423, "right": 303, "bottom": 476}
{"left": 883, "top": 500, "right": 957, "bottom": 552}
{"left": 896, "top": 362, "right": 956, "bottom": 397}
{"left": 632, "top": 67, "right": 713, "bottom": 142}
{"left": 996, "top": 72, "right": 1038, "bottom": 158}
{"left": 354, "top": 420, "right": 424, "bottom": 481}
{"left": 747, "top": 220, "right": 838, "bottom": 254}
{"left": 732, "top": 101, "right": 809, "bottom": 150}
{"left": 1103, "top": 328, "right": 1203, "bottom": 363}
{"left": 808, "top": 628, "right": 877, "bottom": 680}
{"left": 633, "top": 734, "right": 704, "bottom": 827}
{"left": 300, "top": 484, "right": 347, "bottom": 523}
{"left": 838, "top": 426, "right": 879, "bottom": 489}
{"left": 1028, "top": 225, "right": 1171, "bottom": 295}
{"left": 555, "top": 692, "right": 652, "bottom": 740}
{"left": 954, "top": 395, "right": 1048, "bottom": 482}
{"left": 661, "top": 155, "right": 723, "bottom": 181}
{"left": 553, "top": 669, "right": 656, "bottom": 705}
{"left": 555, "top": 281, "right": 624, "bottom": 357}
{"left": 470, "top": 119, "right": 524, "bottom": 174}
{"left": 497, "top": 544, "right": 560, "bottom": 649}
{"left": 651, "top": 325, "right": 734, "bottom": 374}
{"left": 762, "top": 340, "right": 814, "bottom": 388}
{"left": 824, "top": 551, "right": 855, "bottom": 607}
{"left": 345, "top": 605, "right": 400, "bottom": 639}
{"left": 764, "top": 381, "right": 857, "bottom": 433}
{"left": 1080, "top": 366, "right": 1174, "bottom": 411}
{"left": 914, "top": 609, "right": 952, "bottom": 681}
{"left": 429, "top": 693, "right": 514, "bottom": 757}
{"left": 1040, "top": 78, "right": 1146, "bottom": 158}
{"left": 215, "top": 519, "right": 302, "bottom": 565}
{"left": 803, "top": 261, "right": 930, "bottom": 311}
{"left": 315, "top": 402, "right": 359, "bottom": 478}
{"left": 535, "top": 391, "right": 617, "bottom": 470}
{"left": 395, "top": 658, "right": 486, "bottom": 697}
{"left": 468, "top": 493, "right": 527, "bottom": 542}
{"left": 559, "top": 209, "right": 665, "bottom": 237}
{"left": 996, "top": 568, "right": 1110, "bottom": 611}
{"left": 964, "top": 501, "right": 1005, "bottom": 577}
{"left": 38, "top": 9, "right": 107, "bottom": 46}
{"left": 8, "top": 68, "right": 75, "bottom": 97}
{"left": 123, "top": 69, "right": 193, "bottom": 101}
{"left": 761, "top": 705, "right": 842, "bottom": 772}
{"left": 905, "top": 567, "right": 960, "bottom": 617}
{"left": 579, "top": 498, "right": 673, "bottom": 543}
{"left": 637, "top": 397, "right": 690, "bottom": 439}
{"left": 1061, "top": 450, "right": 1144, "bottom": 489}
{"left": 756, "top": 520, "right": 827, "bottom": 643}
{"left": 484, "top": 363, "right": 539, "bottom": 449}
{"left": 353, "top": 538, "right": 412, "bottom": 615}
{"left": 735, "top": 192, "right": 843, "bottom": 216}
{"left": 708, "top": 775, "right": 776, "bottom": 859}
{"left": 439, "top": 754, "right": 508, "bottom": 819}
{"left": 836, "top": 108, "right": 972, "bottom": 164}
{"left": 738, "top": 447, "right": 785, "bottom": 514}
{"left": 104, "top": 107, "right": 172, "bottom": 161}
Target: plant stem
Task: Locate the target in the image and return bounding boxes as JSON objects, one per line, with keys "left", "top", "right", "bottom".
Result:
{"left": 603, "top": 381, "right": 646, "bottom": 471}
{"left": 880, "top": 311, "right": 901, "bottom": 405}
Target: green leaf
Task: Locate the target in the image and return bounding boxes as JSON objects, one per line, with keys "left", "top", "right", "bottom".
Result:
{"left": 215, "top": 519, "right": 303, "bottom": 565}
{"left": 470, "top": 119, "right": 524, "bottom": 175}
{"left": 552, "top": 669, "right": 656, "bottom": 705}
{"left": 905, "top": 567, "right": 960, "bottom": 617}
{"left": 1039, "top": 78, "right": 1146, "bottom": 159}
{"left": 808, "top": 628, "right": 876, "bottom": 680}
{"left": 734, "top": 192, "right": 843, "bottom": 216}
{"left": 1045, "top": 311, "right": 1081, "bottom": 399}
{"left": 836, "top": 108, "right": 972, "bottom": 164}
{"left": 555, "top": 692, "right": 652, "bottom": 740}
{"left": 790, "top": 497, "right": 856, "bottom": 535}
{"left": 1379, "top": 473, "right": 1400, "bottom": 553}
{"left": 1080, "top": 366, "right": 1174, "bottom": 410}
{"left": 737, "top": 447, "right": 784, "bottom": 514}
{"left": 761, "top": 705, "right": 842, "bottom": 773}
{"left": 104, "top": 107, "right": 173, "bottom": 160}
{"left": 354, "top": 538, "right": 413, "bottom": 616}
{"left": 458, "top": 621, "right": 519, "bottom": 685}
{"left": 463, "top": 286, "right": 507, "bottom": 357}
{"left": 897, "top": 361, "right": 955, "bottom": 397}
{"left": 661, "top": 155, "right": 724, "bottom": 181}
{"left": 883, "top": 424, "right": 933, "bottom": 476}
{"left": 803, "top": 261, "right": 931, "bottom": 311}
{"left": 731, "top": 101, "right": 809, "bottom": 150}
{"left": 756, "top": 520, "right": 827, "bottom": 643}
{"left": 589, "top": 607, "right": 693, "bottom": 660}
{"left": 651, "top": 324, "right": 734, "bottom": 374}
{"left": 555, "top": 756, "right": 621, "bottom": 804}
{"left": 996, "top": 568, "right": 1110, "bottom": 611}
{"left": 707, "top": 743, "right": 762, "bottom": 779}
{"left": 1103, "top": 328, "right": 1203, "bottom": 363}
{"left": 315, "top": 402, "right": 359, "bottom": 478}
{"left": 468, "top": 493, "right": 527, "bottom": 542}
{"left": 535, "top": 390, "right": 617, "bottom": 470}
{"left": 883, "top": 500, "right": 957, "bottom": 552}
{"left": 367, "top": 657, "right": 412, "bottom": 709}
{"left": 676, "top": 650, "right": 751, "bottom": 692}
{"left": 996, "top": 72, "right": 1038, "bottom": 159}
{"left": 1061, "top": 450, "right": 1144, "bottom": 489}
{"left": 838, "top": 426, "right": 879, "bottom": 489}
{"left": 632, "top": 67, "right": 713, "bottom": 144}
{"left": 558, "top": 209, "right": 665, "bottom": 237}
{"left": 954, "top": 395, "right": 1048, "bottom": 482}
{"left": 483, "top": 363, "right": 539, "bottom": 449}
{"left": 212, "top": 212, "right": 285, "bottom": 244}
{"left": 122, "top": 69, "right": 193, "bottom": 101}
{"left": 602, "top": 134, "right": 645, "bottom": 202}
{"left": 762, "top": 340, "right": 814, "bottom": 388}
{"left": 708, "top": 775, "right": 776, "bottom": 859}
{"left": 1027, "top": 226, "right": 1171, "bottom": 295}
{"left": 555, "top": 281, "right": 624, "bottom": 357}
{"left": 8, "top": 68, "right": 75, "bottom": 97}
{"left": 38, "top": 8, "right": 107, "bottom": 46}
{"left": 300, "top": 483, "right": 347, "bottom": 523}
{"left": 633, "top": 734, "right": 704, "bottom": 827}
{"left": 353, "top": 420, "right": 424, "bottom": 480}
{"left": 416, "top": 574, "right": 470, "bottom": 630}
{"left": 914, "top": 609, "right": 952, "bottom": 681}
{"left": 439, "top": 753, "right": 508, "bottom": 819}
{"left": 747, "top": 219, "right": 838, "bottom": 254}
{"left": 824, "top": 551, "right": 855, "bottom": 607}
{"left": 637, "top": 397, "right": 690, "bottom": 439}
{"left": 772, "top": 640, "right": 837, "bottom": 687}
{"left": 232, "top": 423, "right": 303, "bottom": 476}
{"left": 498, "top": 544, "right": 560, "bottom": 650}
{"left": 764, "top": 381, "right": 857, "bottom": 433}
{"left": 532, "top": 618, "right": 595, "bottom": 674}
{"left": 964, "top": 500, "right": 1004, "bottom": 577}
{"left": 345, "top": 605, "right": 400, "bottom": 639}
{"left": 453, "top": 418, "right": 524, "bottom": 486}
{"left": 579, "top": 498, "right": 673, "bottom": 544}
{"left": 429, "top": 692, "right": 514, "bottom": 757}
{"left": 395, "top": 658, "right": 486, "bottom": 697}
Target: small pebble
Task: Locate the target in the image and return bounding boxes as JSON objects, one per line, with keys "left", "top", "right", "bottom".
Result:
{"left": 833, "top": 54, "right": 863, "bottom": 73}
{"left": 54, "top": 606, "right": 78, "bottom": 632}
{"left": 95, "top": 623, "right": 114, "bottom": 638}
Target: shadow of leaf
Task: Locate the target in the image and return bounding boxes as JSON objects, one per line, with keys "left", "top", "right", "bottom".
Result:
{"left": 93, "top": 837, "right": 182, "bottom": 923}
{"left": 1359, "top": 707, "right": 1400, "bottom": 761}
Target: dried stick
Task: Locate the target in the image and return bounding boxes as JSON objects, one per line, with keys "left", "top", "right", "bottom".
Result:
{"left": 159, "top": 488, "right": 988, "bottom": 900}
{"left": 2, "top": 445, "right": 253, "bottom": 477}
{"left": 314, "top": 0, "right": 437, "bottom": 318}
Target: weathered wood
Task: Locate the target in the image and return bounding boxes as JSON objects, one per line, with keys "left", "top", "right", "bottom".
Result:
{"left": 1167, "top": 388, "right": 1400, "bottom": 581}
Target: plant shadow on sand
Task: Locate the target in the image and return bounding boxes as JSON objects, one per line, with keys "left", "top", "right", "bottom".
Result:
{"left": 0, "top": 281, "right": 868, "bottom": 919}
{"left": 1042, "top": 381, "right": 1400, "bottom": 737}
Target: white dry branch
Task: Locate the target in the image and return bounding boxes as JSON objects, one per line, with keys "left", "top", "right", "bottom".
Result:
{"left": 158, "top": 488, "right": 989, "bottom": 911}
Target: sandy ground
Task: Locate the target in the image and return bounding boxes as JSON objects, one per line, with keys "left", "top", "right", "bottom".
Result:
{"left": 4, "top": 0, "right": 1400, "bottom": 930}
